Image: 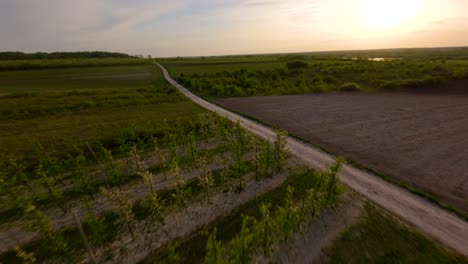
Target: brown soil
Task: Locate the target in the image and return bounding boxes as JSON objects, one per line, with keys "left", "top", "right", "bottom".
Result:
{"left": 216, "top": 88, "right": 468, "bottom": 213}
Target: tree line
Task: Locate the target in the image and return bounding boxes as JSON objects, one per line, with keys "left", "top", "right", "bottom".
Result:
{"left": 0, "top": 51, "right": 133, "bottom": 60}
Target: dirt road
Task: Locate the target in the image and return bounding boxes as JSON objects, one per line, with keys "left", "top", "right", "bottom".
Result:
{"left": 156, "top": 62, "right": 468, "bottom": 257}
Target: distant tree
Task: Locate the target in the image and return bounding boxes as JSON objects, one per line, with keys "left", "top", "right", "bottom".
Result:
{"left": 286, "top": 61, "right": 309, "bottom": 70}
{"left": 0, "top": 51, "right": 132, "bottom": 60}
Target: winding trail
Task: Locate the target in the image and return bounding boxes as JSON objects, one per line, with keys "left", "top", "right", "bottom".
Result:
{"left": 155, "top": 63, "right": 468, "bottom": 257}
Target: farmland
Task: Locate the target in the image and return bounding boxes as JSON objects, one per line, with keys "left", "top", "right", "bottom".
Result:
{"left": 216, "top": 88, "right": 468, "bottom": 215}
{"left": 157, "top": 49, "right": 468, "bottom": 216}
{"left": 0, "top": 58, "right": 352, "bottom": 263}
{"left": 0, "top": 53, "right": 466, "bottom": 263}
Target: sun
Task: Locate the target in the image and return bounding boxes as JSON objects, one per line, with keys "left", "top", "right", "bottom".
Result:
{"left": 362, "top": 0, "right": 422, "bottom": 29}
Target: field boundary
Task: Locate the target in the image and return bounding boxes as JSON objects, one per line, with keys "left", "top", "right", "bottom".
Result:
{"left": 155, "top": 62, "right": 468, "bottom": 257}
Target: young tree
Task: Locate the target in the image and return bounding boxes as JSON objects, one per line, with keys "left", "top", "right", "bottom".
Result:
{"left": 99, "top": 145, "right": 121, "bottom": 185}
{"left": 170, "top": 159, "right": 189, "bottom": 209}
{"left": 197, "top": 155, "right": 214, "bottom": 203}
{"left": 230, "top": 216, "right": 255, "bottom": 264}
{"left": 21, "top": 200, "right": 68, "bottom": 255}
{"left": 229, "top": 122, "right": 247, "bottom": 189}
{"left": 15, "top": 247, "right": 36, "bottom": 264}
{"left": 128, "top": 145, "right": 145, "bottom": 174}
{"left": 205, "top": 228, "right": 226, "bottom": 264}
{"left": 326, "top": 157, "right": 345, "bottom": 201}
{"left": 36, "top": 162, "right": 66, "bottom": 213}
{"left": 152, "top": 139, "right": 168, "bottom": 179}
{"left": 188, "top": 131, "right": 199, "bottom": 168}
{"left": 260, "top": 141, "right": 274, "bottom": 177}
{"left": 215, "top": 151, "right": 231, "bottom": 192}
{"left": 251, "top": 137, "right": 262, "bottom": 181}
{"left": 273, "top": 129, "right": 289, "bottom": 173}
{"left": 259, "top": 202, "right": 272, "bottom": 257}
{"left": 71, "top": 152, "right": 95, "bottom": 200}
{"left": 276, "top": 186, "right": 298, "bottom": 241}
{"left": 100, "top": 187, "right": 137, "bottom": 240}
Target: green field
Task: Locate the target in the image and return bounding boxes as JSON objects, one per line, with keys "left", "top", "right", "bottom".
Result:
{"left": 160, "top": 49, "right": 468, "bottom": 97}
{"left": 0, "top": 57, "right": 149, "bottom": 71}
{"left": 0, "top": 64, "right": 204, "bottom": 165}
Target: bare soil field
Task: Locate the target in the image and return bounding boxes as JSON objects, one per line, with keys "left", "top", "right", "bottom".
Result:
{"left": 216, "top": 83, "right": 468, "bottom": 213}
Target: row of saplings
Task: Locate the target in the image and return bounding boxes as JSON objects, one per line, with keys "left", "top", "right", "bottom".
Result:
{"left": 5, "top": 115, "right": 316, "bottom": 263}
{"left": 159, "top": 157, "right": 345, "bottom": 263}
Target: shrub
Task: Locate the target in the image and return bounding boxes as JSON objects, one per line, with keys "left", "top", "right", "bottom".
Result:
{"left": 286, "top": 61, "right": 309, "bottom": 70}
{"left": 338, "top": 82, "right": 360, "bottom": 92}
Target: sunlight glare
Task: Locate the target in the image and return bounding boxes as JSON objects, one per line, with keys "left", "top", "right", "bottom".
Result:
{"left": 362, "top": 0, "right": 422, "bottom": 29}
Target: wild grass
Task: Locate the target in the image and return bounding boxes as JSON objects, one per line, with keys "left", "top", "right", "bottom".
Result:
{"left": 0, "top": 58, "right": 149, "bottom": 71}
{"left": 161, "top": 55, "right": 468, "bottom": 97}
{"left": 326, "top": 204, "right": 466, "bottom": 263}
{"left": 0, "top": 64, "right": 205, "bottom": 165}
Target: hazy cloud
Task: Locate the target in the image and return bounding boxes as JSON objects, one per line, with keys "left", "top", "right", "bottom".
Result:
{"left": 0, "top": 0, "right": 467, "bottom": 56}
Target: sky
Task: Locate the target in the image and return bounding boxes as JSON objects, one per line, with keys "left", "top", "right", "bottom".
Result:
{"left": 1, "top": 0, "right": 467, "bottom": 57}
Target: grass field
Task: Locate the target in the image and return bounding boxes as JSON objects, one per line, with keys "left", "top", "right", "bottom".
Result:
{"left": 160, "top": 50, "right": 468, "bottom": 97}
{"left": 0, "top": 57, "right": 148, "bottom": 71}
{"left": 0, "top": 64, "right": 204, "bottom": 165}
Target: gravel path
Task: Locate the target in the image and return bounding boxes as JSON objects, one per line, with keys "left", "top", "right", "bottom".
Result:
{"left": 156, "top": 62, "right": 468, "bottom": 257}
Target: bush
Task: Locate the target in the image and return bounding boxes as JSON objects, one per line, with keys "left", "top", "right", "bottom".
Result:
{"left": 338, "top": 82, "right": 360, "bottom": 92}
{"left": 286, "top": 61, "right": 309, "bottom": 70}
{"left": 377, "top": 80, "right": 400, "bottom": 90}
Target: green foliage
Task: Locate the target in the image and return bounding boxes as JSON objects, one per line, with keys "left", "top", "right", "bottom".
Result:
{"left": 200, "top": 167, "right": 337, "bottom": 263}
{"left": 14, "top": 247, "right": 36, "bottom": 264}
{"left": 286, "top": 60, "right": 309, "bottom": 70}
{"left": 338, "top": 82, "right": 360, "bottom": 92}
{"left": 167, "top": 55, "right": 468, "bottom": 97}
{"left": 326, "top": 157, "right": 345, "bottom": 201}
{"left": 100, "top": 187, "right": 137, "bottom": 240}
{"left": 276, "top": 186, "right": 299, "bottom": 240}
{"left": 230, "top": 216, "right": 255, "bottom": 264}
{"left": 229, "top": 122, "right": 248, "bottom": 189}
{"left": 198, "top": 155, "right": 214, "bottom": 203}
{"left": 260, "top": 140, "right": 274, "bottom": 177}
{"left": 82, "top": 204, "right": 109, "bottom": 244}
{"left": 161, "top": 244, "right": 180, "bottom": 264}
{"left": 259, "top": 202, "right": 271, "bottom": 256}
{"left": 205, "top": 228, "right": 226, "bottom": 264}
{"left": 273, "top": 129, "right": 289, "bottom": 173}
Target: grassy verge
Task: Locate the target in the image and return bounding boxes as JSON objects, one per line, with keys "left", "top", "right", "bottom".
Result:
{"left": 326, "top": 203, "right": 467, "bottom": 263}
